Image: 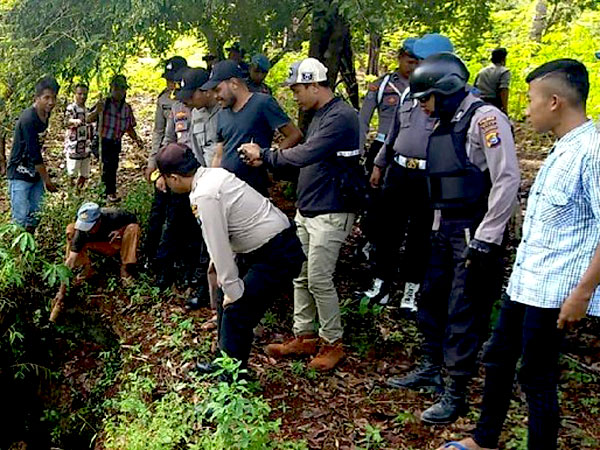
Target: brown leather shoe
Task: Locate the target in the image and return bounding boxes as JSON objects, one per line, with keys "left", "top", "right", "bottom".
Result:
{"left": 308, "top": 340, "right": 345, "bottom": 371}
{"left": 49, "top": 296, "right": 65, "bottom": 323}
{"left": 265, "top": 334, "right": 318, "bottom": 359}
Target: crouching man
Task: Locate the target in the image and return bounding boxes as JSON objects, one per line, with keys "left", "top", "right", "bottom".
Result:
{"left": 49, "top": 202, "right": 139, "bottom": 322}
{"left": 156, "top": 142, "right": 305, "bottom": 373}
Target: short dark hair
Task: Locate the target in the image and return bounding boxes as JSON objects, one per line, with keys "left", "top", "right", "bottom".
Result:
{"left": 74, "top": 83, "right": 89, "bottom": 91}
{"left": 157, "top": 143, "right": 200, "bottom": 176}
{"left": 318, "top": 80, "right": 330, "bottom": 88}
{"left": 35, "top": 76, "right": 60, "bottom": 97}
{"left": 491, "top": 48, "right": 507, "bottom": 64}
{"left": 526, "top": 58, "right": 589, "bottom": 106}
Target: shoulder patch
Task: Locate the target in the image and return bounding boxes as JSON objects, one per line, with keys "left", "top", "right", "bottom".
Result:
{"left": 368, "top": 83, "right": 379, "bottom": 92}
{"left": 485, "top": 131, "right": 501, "bottom": 147}
{"left": 386, "top": 95, "right": 398, "bottom": 105}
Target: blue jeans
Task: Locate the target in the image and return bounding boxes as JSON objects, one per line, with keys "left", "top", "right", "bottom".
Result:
{"left": 9, "top": 178, "right": 45, "bottom": 228}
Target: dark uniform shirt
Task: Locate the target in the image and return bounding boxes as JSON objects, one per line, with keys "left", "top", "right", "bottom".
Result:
{"left": 71, "top": 208, "right": 137, "bottom": 253}
{"left": 7, "top": 107, "right": 48, "bottom": 182}
{"left": 359, "top": 71, "right": 409, "bottom": 150}
{"left": 247, "top": 80, "right": 272, "bottom": 96}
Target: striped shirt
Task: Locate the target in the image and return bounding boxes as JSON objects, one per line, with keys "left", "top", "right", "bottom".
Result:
{"left": 99, "top": 99, "right": 136, "bottom": 141}
{"left": 507, "top": 120, "right": 600, "bottom": 316}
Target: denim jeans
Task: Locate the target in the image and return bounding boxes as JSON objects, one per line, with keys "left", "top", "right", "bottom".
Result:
{"left": 9, "top": 178, "right": 45, "bottom": 228}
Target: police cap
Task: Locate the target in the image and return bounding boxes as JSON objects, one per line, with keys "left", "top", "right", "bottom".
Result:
{"left": 409, "top": 52, "right": 469, "bottom": 99}
{"left": 162, "top": 56, "right": 188, "bottom": 81}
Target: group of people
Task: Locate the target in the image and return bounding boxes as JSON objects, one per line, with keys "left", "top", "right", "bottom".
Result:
{"left": 5, "top": 33, "right": 600, "bottom": 450}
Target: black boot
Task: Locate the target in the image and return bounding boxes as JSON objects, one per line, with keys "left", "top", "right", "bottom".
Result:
{"left": 186, "top": 281, "right": 210, "bottom": 310}
{"left": 420, "top": 377, "right": 469, "bottom": 424}
{"left": 386, "top": 359, "right": 443, "bottom": 394}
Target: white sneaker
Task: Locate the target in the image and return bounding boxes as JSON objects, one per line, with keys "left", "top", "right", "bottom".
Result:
{"left": 364, "top": 278, "right": 391, "bottom": 305}
{"left": 364, "top": 278, "right": 384, "bottom": 298}
{"left": 400, "top": 282, "right": 419, "bottom": 312}
{"left": 361, "top": 242, "right": 373, "bottom": 260}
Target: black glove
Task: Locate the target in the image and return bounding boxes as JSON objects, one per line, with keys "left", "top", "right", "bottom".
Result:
{"left": 463, "top": 238, "right": 500, "bottom": 266}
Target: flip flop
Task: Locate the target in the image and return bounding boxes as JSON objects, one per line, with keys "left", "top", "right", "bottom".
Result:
{"left": 444, "top": 443, "right": 470, "bottom": 450}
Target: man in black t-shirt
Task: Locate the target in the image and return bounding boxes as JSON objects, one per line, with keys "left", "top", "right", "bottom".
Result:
{"left": 7, "top": 76, "right": 60, "bottom": 231}
{"left": 49, "top": 202, "right": 140, "bottom": 322}
{"left": 202, "top": 60, "right": 302, "bottom": 196}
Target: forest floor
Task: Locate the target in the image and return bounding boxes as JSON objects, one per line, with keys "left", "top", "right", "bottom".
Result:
{"left": 1, "top": 94, "right": 599, "bottom": 450}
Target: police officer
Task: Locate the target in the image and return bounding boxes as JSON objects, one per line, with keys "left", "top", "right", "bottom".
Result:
{"left": 177, "top": 68, "right": 220, "bottom": 168}
{"left": 146, "top": 56, "right": 187, "bottom": 266}
{"left": 156, "top": 143, "right": 305, "bottom": 375}
{"left": 247, "top": 54, "right": 272, "bottom": 95}
{"left": 359, "top": 38, "right": 418, "bottom": 171}
{"left": 364, "top": 34, "right": 454, "bottom": 310}
{"left": 389, "top": 53, "right": 520, "bottom": 425}
{"left": 357, "top": 38, "right": 418, "bottom": 266}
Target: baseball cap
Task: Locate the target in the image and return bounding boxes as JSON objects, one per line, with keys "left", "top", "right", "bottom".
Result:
{"left": 157, "top": 143, "right": 200, "bottom": 175}
{"left": 283, "top": 58, "right": 328, "bottom": 86}
{"left": 412, "top": 34, "right": 454, "bottom": 60}
{"left": 162, "top": 56, "right": 188, "bottom": 81}
{"left": 176, "top": 68, "right": 210, "bottom": 101}
{"left": 201, "top": 60, "right": 245, "bottom": 90}
{"left": 251, "top": 54, "right": 271, "bottom": 72}
{"left": 110, "top": 74, "right": 129, "bottom": 89}
{"left": 75, "top": 202, "right": 101, "bottom": 232}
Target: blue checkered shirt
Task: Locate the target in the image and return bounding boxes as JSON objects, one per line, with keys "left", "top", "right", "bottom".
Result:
{"left": 507, "top": 120, "right": 600, "bottom": 316}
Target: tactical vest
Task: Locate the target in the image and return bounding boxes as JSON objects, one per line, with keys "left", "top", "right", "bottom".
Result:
{"left": 426, "top": 101, "right": 491, "bottom": 210}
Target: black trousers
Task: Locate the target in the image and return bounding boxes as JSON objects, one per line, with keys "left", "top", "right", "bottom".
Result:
{"left": 474, "top": 297, "right": 562, "bottom": 450}
{"left": 372, "top": 163, "right": 433, "bottom": 284}
{"left": 101, "top": 138, "right": 121, "bottom": 195}
{"left": 359, "top": 141, "right": 385, "bottom": 248}
{"left": 157, "top": 191, "right": 207, "bottom": 279}
{"left": 417, "top": 216, "right": 503, "bottom": 377}
{"left": 146, "top": 187, "right": 169, "bottom": 262}
{"left": 216, "top": 225, "right": 305, "bottom": 367}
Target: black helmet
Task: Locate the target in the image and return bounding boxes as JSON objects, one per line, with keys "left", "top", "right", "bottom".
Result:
{"left": 410, "top": 52, "right": 469, "bottom": 99}
{"left": 162, "top": 56, "right": 188, "bottom": 81}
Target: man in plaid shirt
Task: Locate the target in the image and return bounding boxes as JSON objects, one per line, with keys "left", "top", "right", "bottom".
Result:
{"left": 89, "top": 74, "right": 144, "bottom": 202}
{"left": 439, "top": 60, "right": 600, "bottom": 450}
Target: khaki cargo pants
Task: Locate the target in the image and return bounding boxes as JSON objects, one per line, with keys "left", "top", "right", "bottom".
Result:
{"left": 292, "top": 211, "right": 355, "bottom": 343}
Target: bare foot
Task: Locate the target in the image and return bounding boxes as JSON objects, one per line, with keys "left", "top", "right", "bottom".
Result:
{"left": 436, "top": 438, "right": 497, "bottom": 450}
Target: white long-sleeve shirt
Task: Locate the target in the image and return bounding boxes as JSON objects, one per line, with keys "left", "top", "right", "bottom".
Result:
{"left": 189, "top": 168, "right": 289, "bottom": 302}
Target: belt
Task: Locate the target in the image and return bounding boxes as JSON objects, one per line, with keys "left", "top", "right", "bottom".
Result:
{"left": 375, "top": 133, "right": 386, "bottom": 143}
{"left": 394, "top": 154, "right": 426, "bottom": 170}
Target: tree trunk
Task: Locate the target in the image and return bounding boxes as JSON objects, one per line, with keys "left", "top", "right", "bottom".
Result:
{"left": 367, "top": 32, "right": 381, "bottom": 76}
{"left": 299, "top": 0, "right": 357, "bottom": 129}
{"left": 339, "top": 29, "right": 359, "bottom": 109}
{"left": 530, "top": 0, "right": 547, "bottom": 42}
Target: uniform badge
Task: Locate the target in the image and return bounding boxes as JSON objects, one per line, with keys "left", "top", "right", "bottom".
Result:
{"left": 386, "top": 96, "right": 398, "bottom": 105}
{"left": 368, "top": 83, "right": 378, "bottom": 92}
{"left": 485, "top": 131, "right": 501, "bottom": 147}
{"left": 478, "top": 116, "right": 498, "bottom": 133}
